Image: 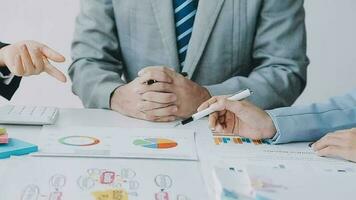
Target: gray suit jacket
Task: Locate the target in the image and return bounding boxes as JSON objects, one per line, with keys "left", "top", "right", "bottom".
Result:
{"left": 69, "top": 0, "right": 309, "bottom": 109}
{"left": 268, "top": 89, "right": 356, "bottom": 144}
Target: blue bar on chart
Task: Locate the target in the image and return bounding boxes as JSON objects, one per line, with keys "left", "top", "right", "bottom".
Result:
{"left": 213, "top": 136, "right": 270, "bottom": 145}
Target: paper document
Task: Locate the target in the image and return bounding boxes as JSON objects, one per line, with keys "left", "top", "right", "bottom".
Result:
{"left": 246, "top": 162, "right": 356, "bottom": 200}
{"left": 213, "top": 166, "right": 253, "bottom": 200}
{"left": 0, "top": 157, "right": 208, "bottom": 200}
{"left": 211, "top": 160, "right": 356, "bottom": 200}
{"left": 209, "top": 135, "right": 335, "bottom": 162}
{"left": 35, "top": 126, "right": 198, "bottom": 160}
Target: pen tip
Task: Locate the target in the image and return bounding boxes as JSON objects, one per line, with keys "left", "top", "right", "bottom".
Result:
{"left": 174, "top": 122, "right": 181, "bottom": 127}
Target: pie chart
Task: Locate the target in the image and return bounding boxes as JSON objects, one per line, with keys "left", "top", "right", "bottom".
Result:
{"left": 58, "top": 136, "right": 100, "bottom": 146}
{"left": 133, "top": 138, "right": 178, "bottom": 149}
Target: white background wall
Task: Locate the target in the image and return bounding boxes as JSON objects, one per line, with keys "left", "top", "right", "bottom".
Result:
{"left": 0, "top": 0, "right": 355, "bottom": 108}
{"left": 0, "top": 0, "right": 82, "bottom": 107}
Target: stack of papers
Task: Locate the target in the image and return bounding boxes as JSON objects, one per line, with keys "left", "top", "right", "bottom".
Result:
{"left": 0, "top": 138, "right": 38, "bottom": 159}
{"left": 0, "top": 127, "right": 38, "bottom": 159}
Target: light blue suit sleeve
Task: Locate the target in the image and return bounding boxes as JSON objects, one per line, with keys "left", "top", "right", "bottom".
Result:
{"left": 267, "top": 89, "right": 356, "bottom": 144}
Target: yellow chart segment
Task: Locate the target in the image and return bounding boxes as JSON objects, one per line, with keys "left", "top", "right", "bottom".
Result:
{"left": 92, "top": 189, "right": 128, "bottom": 200}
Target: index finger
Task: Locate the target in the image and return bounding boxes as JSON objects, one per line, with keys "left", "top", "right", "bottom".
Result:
{"left": 44, "top": 59, "right": 67, "bottom": 82}
{"left": 316, "top": 146, "right": 350, "bottom": 160}
{"left": 312, "top": 134, "right": 344, "bottom": 151}
{"left": 138, "top": 66, "right": 175, "bottom": 77}
{"left": 40, "top": 46, "right": 65, "bottom": 62}
{"left": 209, "top": 112, "right": 219, "bottom": 131}
{"left": 197, "top": 97, "right": 217, "bottom": 112}
{"left": 139, "top": 70, "right": 173, "bottom": 84}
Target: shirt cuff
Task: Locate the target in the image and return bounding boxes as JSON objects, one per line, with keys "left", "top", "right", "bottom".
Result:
{"left": 0, "top": 68, "right": 15, "bottom": 85}
{"left": 266, "top": 110, "right": 282, "bottom": 144}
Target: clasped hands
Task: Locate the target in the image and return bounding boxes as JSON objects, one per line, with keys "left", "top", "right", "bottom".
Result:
{"left": 110, "top": 66, "right": 211, "bottom": 122}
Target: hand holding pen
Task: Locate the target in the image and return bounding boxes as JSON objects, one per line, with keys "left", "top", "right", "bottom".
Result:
{"left": 195, "top": 90, "right": 278, "bottom": 140}
{"left": 175, "top": 89, "right": 253, "bottom": 126}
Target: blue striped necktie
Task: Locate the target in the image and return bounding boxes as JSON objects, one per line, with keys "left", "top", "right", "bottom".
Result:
{"left": 173, "top": 0, "right": 198, "bottom": 68}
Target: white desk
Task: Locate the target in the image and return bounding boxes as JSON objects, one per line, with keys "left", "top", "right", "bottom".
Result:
{"left": 0, "top": 108, "right": 219, "bottom": 199}
{"left": 1, "top": 108, "right": 355, "bottom": 200}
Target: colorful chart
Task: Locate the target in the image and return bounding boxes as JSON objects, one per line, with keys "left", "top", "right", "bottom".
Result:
{"left": 214, "top": 136, "right": 270, "bottom": 145}
{"left": 133, "top": 138, "right": 178, "bottom": 149}
{"left": 59, "top": 136, "right": 100, "bottom": 146}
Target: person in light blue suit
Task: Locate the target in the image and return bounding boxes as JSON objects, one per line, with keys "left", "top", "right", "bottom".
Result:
{"left": 198, "top": 90, "right": 356, "bottom": 162}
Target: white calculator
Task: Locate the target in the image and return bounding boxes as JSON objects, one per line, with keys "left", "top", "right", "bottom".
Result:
{"left": 0, "top": 105, "right": 59, "bottom": 125}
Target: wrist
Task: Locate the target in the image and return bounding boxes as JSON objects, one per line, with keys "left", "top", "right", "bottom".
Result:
{"left": 264, "top": 111, "right": 278, "bottom": 139}
{"left": 200, "top": 86, "right": 211, "bottom": 102}
{"left": 0, "top": 48, "right": 5, "bottom": 67}
{"left": 110, "top": 85, "right": 126, "bottom": 111}
{"left": 267, "top": 118, "right": 278, "bottom": 139}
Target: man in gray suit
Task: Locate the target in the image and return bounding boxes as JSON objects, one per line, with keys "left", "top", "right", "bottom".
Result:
{"left": 69, "top": 0, "right": 309, "bottom": 122}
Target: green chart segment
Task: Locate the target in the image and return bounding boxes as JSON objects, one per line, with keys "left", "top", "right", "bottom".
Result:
{"left": 133, "top": 138, "right": 178, "bottom": 149}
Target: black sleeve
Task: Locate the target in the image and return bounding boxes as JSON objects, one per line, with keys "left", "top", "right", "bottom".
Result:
{"left": 0, "top": 41, "right": 22, "bottom": 100}
{"left": 0, "top": 42, "right": 9, "bottom": 49}
{"left": 0, "top": 74, "right": 21, "bottom": 100}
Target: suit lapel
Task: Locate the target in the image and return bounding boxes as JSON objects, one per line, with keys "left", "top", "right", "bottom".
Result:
{"left": 150, "top": 0, "right": 180, "bottom": 71}
{"left": 182, "top": 0, "right": 225, "bottom": 79}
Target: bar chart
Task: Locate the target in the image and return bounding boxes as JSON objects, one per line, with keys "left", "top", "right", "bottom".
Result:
{"left": 213, "top": 136, "right": 270, "bottom": 145}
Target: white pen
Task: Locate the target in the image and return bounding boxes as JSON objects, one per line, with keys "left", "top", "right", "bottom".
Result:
{"left": 174, "top": 89, "right": 253, "bottom": 127}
